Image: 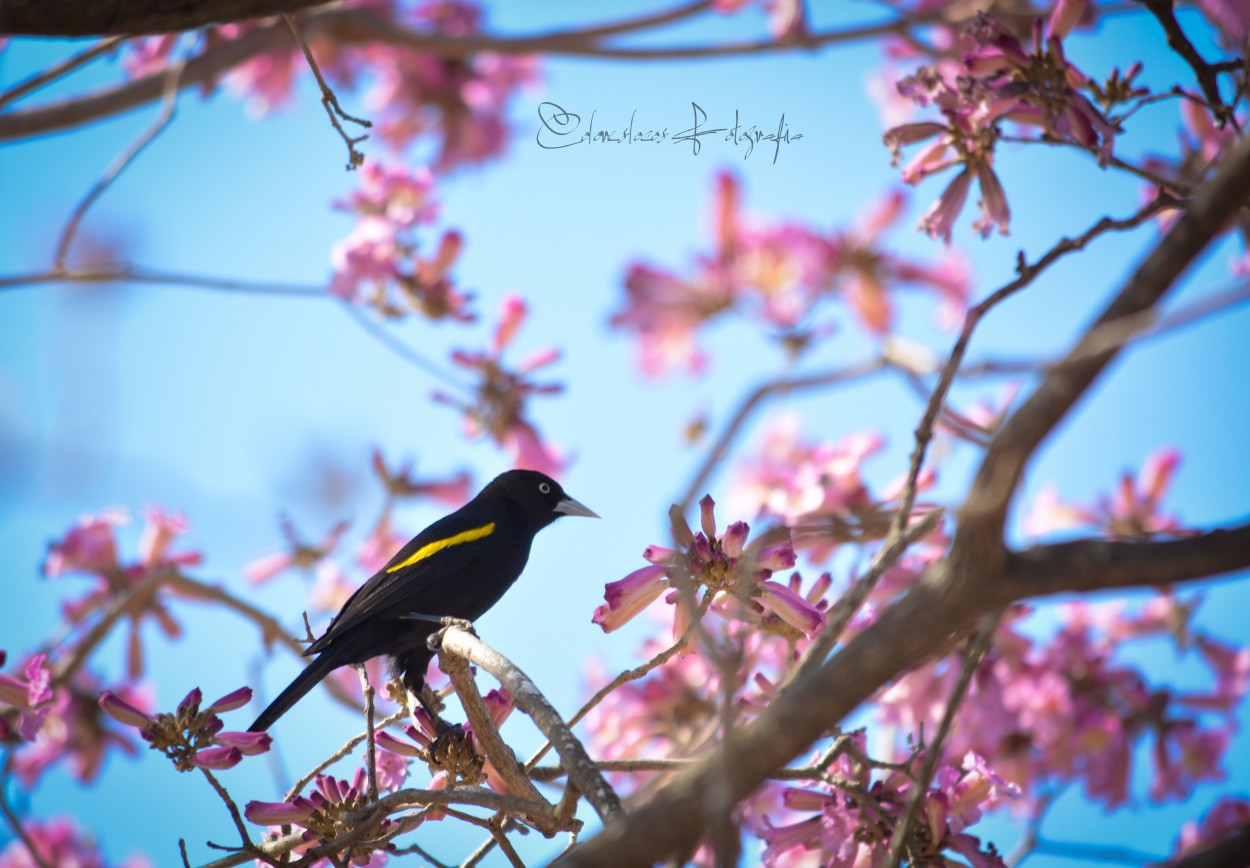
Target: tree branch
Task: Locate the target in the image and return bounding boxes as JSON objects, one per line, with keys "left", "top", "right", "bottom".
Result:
{"left": 436, "top": 627, "right": 625, "bottom": 828}
{"left": 1007, "top": 522, "right": 1250, "bottom": 599}
{"left": 950, "top": 133, "right": 1250, "bottom": 581}
{"left": 0, "top": 8, "right": 930, "bottom": 143}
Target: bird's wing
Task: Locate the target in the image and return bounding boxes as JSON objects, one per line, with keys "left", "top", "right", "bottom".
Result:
{"left": 304, "top": 510, "right": 499, "bottom": 656}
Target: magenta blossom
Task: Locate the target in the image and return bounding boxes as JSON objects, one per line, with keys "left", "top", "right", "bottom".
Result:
{"left": 760, "top": 750, "right": 1014, "bottom": 867}
{"left": 435, "top": 294, "right": 566, "bottom": 476}
{"left": 0, "top": 653, "right": 53, "bottom": 742}
{"left": 0, "top": 814, "right": 151, "bottom": 867}
{"left": 99, "top": 685, "right": 270, "bottom": 772}
{"left": 594, "top": 495, "right": 808, "bottom": 642}
{"left": 885, "top": 10, "right": 1123, "bottom": 241}
{"left": 245, "top": 518, "right": 349, "bottom": 585}
{"left": 13, "top": 673, "right": 151, "bottom": 787}
{"left": 611, "top": 173, "right": 964, "bottom": 375}
{"left": 1026, "top": 447, "right": 1188, "bottom": 539}
{"left": 246, "top": 768, "right": 398, "bottom": 865}
{"left": 330, "top": 159, "right": 475, "bottom": 322}
{"left": 45, "top": 506, "right": 202, "bottom": 679}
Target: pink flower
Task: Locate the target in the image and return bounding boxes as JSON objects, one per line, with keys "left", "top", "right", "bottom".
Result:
{"left": 329, "top": 160, "right": 475, "bottom": 322}
{"left": 754, "top": 579, "right": 825, "bottom": 638}
{"left": 15, "top": 676, "right": 151, "bottom": 786}
{"left": 593, "top": 565, "right": 669, "bottom": 632}
{"left": 245, "top": 519, "right": 349, "bottom": 585}
{"left": 42, "top": 510, "right": 126, "bottom": 578}
{"left": 99, "top": 684, "right": 269, "bottom": 773}
{"left": 436, "top": 294, "right": 566, "bottom": 475}
{"left": 0, "top": 654, "right": 53, "bottom": 741}
{"left": 1026, "top": 447, "right": 1188, "bottom": 539}
{"left": 595, "top": 495, "right": 799, "bottom": 642}
{"left": 0, "top": 814, "right": 149, "bottom": 867}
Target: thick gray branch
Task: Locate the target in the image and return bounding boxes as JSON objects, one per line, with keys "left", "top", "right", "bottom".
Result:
{"left": 0, "top": 0, "right": 330, "bottom": 36}
{"left": 1007, "top": 522, "right": 1250, "bottom": 599}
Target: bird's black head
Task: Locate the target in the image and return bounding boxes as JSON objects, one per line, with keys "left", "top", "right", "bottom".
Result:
{"left": 484, "top": 469, "right": 598, "bottom": 532}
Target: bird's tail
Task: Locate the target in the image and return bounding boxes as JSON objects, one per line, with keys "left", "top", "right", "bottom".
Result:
{"left": 248, "top": 652, "right": 341, "bottom": 733}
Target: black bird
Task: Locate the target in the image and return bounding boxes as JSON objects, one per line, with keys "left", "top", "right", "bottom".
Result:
{"left": 248, "top": 469, "right": 597, "bottom": 732}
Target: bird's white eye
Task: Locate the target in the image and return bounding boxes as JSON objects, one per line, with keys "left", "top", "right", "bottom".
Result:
{"left": 539, "top": 482, "right": 551, "bottom": 494}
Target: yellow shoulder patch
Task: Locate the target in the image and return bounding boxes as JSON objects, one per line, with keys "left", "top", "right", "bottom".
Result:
{"left": 386, "top": 522, "right": 496, "bottom": 574}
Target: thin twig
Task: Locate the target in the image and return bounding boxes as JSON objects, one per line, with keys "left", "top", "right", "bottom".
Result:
{"left": 0, "top": 36, "right": 124, "bottom": 110}
{"left": 286, "top": 709, "right": 407, "bottom": 800}
{"left": 1137, "top": 0, "right": 1235, "bottom": 125}
{"left": 199, "top": 768, "right": 256, "bottom": 855}
{"left": 486, "top": 816, "right": 526, "bottom": 868}
{"left": 0, "top": 266, "right": 325, "bottom": 295}
{"left": 54, "top": 59, "right": 184, "bottom": 270}
{"left": 885, "top": 608, "right": 1003, "bottom": 868}
{"left": 283, "top": 12, "right": 371, "bottom": 169}
{"left": 356, "top": 665, "right": 379, "bottom": 801}
{"left": 52, "top": 568, "right": 169, "bottom": 688}
{"left": 0, "top": 757, "right": 52, "bottom": 868}
{"left": 339, "top": 301, "right": 469, "bottom": 387}
{"left": 882, "top": 195, "right": 1176, "bottom": 561}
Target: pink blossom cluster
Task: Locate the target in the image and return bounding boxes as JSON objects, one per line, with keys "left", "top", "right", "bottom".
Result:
{"left": 42, "top": 506, "right": 201, "bottom": 680}
{"left": 330, "top": 158, "right": 476, "bottom": 321}
{"left": 0, "top": 814, "right": 151, "bottom": 868}
{"left": 876, "top": 599, "right": 1245, "bottom": 809}
{"left": 246, "top": 767, "right": 398, "bottom": 865}
{"left": 124, "top": 1, "right": 536, "bottom": 170}
{"left": 759, "top": 746, "right": 1017, "bottom": 867}
{"left": 0, "top": 651, "right": 52, "bottom": 742}
{"left": 611, "top": 173, "right": 968, "bottom": 376}
{"left": 435, "top": 294, "right": 567, "bottom": 476}
{"left": 100, "top": 685, "right": 271, "bottom": 772}
{"left": 376, "top": 687, "right": 515, "bottom": 797}
{"left": 1026, "top": 447, "right": 1188, "bottom": 539}
{"left": 583, "top": 634, "right": 791, "bottom": 790}
{"left": 10, "top": 670, "right": 151, "bottom": 787}
{"left": 592, "top": 494, "right": 815, "bottom": 643}
{"left": 730, "top": 415, "right": 938, "bottom": 561}
{"left": 884, "top": 3, "right": 1124, "bottom": 241}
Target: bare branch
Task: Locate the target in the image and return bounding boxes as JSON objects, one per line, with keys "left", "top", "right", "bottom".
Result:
{"left": 0, "top": 36, "right": 123, "bottom": 109}
{"left": 1008, "top": 521, "right": 1250, "bottom": 599}
{"left": 437, "top": 643, "right": 554, "bottom": 827}
{"left": 0, "top": 760, "right": 52, "bottom": 868}
{"left": 283, "top": 12, "right": 370, "bottom": 170}
{"left": 0, "top": 8, "right": 935, "bottom": 143}
{"left": 1137, "top": 0, "right": 1237, "bottom": 125}
{"left": 437, "top": 627, "right": 625, "bottom": 828}
{"left": 54, "top": 60, "right": 183, "bottom": 270}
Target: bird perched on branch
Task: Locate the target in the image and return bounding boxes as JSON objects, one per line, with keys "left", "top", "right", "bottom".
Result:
{"left": 248, "top": 469, "right": 597, "bottom": 733}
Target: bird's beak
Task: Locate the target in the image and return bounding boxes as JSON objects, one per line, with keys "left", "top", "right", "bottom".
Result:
{"left": 555, "top": 496, "right": 599, "bottom": 519}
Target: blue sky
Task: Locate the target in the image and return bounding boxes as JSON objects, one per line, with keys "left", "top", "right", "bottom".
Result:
{"left": 2, "top": 3, "right": 1249, "bottom": 864}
